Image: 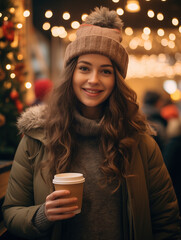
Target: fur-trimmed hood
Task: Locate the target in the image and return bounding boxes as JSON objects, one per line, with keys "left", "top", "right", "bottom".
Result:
{"left": 17, "top": 104, "right": 47, "bottom": 142}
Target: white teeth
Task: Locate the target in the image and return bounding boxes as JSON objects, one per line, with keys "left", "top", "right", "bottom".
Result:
{"left": 85, "top": 89, "right": 100, "bottom": 93}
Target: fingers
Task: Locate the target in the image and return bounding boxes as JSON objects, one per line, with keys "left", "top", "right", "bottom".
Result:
{"left": 47, "top": 206, "right": 78, "bottom": 221}
{"left": 46, "top": 196, "right": 78, "bottom": 209}
{"left": 46, "top": 190, "right": 70, "bottom": 201}
{"left": 45, "top": 190, "right": 78, "bottom": 221}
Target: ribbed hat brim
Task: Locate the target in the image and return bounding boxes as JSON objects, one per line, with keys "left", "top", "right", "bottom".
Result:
{"left": 64, "top": 25, "right": 129, "bottom": 79}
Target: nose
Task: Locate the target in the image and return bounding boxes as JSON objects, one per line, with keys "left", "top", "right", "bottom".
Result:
{"left": 87, "top": 70, "right": 99, "bottom": 84}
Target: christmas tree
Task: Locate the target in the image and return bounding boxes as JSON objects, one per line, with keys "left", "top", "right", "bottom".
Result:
{"left": 0, "top": 0, "right": 26, "bottom": 160}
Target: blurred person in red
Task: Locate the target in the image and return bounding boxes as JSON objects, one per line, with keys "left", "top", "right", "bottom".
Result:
{"left": 32, "top": 79, "right": 53, "bottom": 105}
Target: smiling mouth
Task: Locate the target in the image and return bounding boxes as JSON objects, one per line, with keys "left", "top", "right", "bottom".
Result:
{"left": 83, "top": 88, "right": 103, "bottom": 94}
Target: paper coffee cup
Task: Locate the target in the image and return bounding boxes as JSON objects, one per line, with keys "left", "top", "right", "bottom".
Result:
{"left": 53, "top": 173, "right": 85, "bottom": 214}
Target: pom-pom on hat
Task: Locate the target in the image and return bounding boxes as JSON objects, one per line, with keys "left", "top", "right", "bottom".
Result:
{"left": 64, "top": 7, "right": 129, "bottom": 79}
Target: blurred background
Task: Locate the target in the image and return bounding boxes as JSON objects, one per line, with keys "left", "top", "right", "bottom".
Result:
{"left": 0, "top": 0, "right": 181, "bottom": 158}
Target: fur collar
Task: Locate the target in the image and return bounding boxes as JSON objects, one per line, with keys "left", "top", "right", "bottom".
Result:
{"left": 17, "top": 104, "right": 101, "bottom": 137}
{"left": 17, "top": 104, "right": 47, "bottom": 134}
{"left": 17, "top": 104, "right": 154, "bottom": 139}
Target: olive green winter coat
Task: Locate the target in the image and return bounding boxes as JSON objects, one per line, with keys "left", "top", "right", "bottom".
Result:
{"left": 2, "top": 105, "right": 181, "bottom": 240}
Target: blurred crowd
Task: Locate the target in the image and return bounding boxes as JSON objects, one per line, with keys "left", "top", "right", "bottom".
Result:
{"left": 142, "top": 90, "right": 181, "bottom": 212}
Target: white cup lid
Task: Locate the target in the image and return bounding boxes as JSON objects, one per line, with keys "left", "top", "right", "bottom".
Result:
{"left": 53, "top": 173, "right": 85, "bottom": 184}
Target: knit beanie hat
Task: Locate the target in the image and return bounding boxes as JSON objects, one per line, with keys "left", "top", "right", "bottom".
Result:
{"left": 64, "top": 7, "right": 129, "bottom": 79}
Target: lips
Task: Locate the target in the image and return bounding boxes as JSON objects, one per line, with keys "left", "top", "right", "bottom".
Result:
{"left": 82, "top": 88, "right": 103, "bottom": 97}
{"left": 83, "top": 88, "right": 103, "bottom": 94}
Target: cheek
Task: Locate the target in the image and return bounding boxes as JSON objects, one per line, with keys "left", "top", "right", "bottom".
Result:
{"left": 72, "top": 73, "right": 79, "bottom": 92}
{"left": 107, "top": 79, "right": 115, "bottom": 92}
{"left": 72, "top": 76, "right": 84, "bottom": 102}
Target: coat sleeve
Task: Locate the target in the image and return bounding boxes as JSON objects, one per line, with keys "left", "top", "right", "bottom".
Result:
{"left": 142, "top": 135, "right": 181, "bottom": 240}
{"left": 2, "top": 135, "right": 51, "bottom": 239}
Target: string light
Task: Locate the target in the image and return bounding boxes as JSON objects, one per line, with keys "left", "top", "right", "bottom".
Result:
{"left": 163, "top": 80, "right": 177, "bottom": 94}
{"left": 170, "top": 89, "right": 181, "bottom": 101}
{"left": 172, "top": 18, "right": 179, "bottom": 26}
{"left": 71, "top": 21, "right": 80, "bottom": 29}
{"left": 63, "top": 12, "right": 70, "bottom": 20}
{"left": 157, "top": 13, "right": 164, "bottom": 21}
{"left": 6, "top": 64, "right": 11, "bottom": 70}
{"left": 168, "top": 41, "right": 175, "bottom": 49}
{"left": 81, "top": 14, "right": 88, "bottom": 21}
{"left": 161, "top": 38, "right": 168, "bottom": 46}
{"left": 143, "top": 27, "right": 151, "bottom": 35}
{"left": 147, "top": 10, "right": 154, "bottom": 18}
{"left": 59, "top": 30, "right": 67, "bottom": 38}
{"left": 9, "top": 8, "right": 15, "bottom": 14}
{"left": 38, "top": 4, "right": 181, "bottom": 83}
{"left": 51, "top": 26, "right": 60, "bottom": 37}
{"left": 169, "top": 33, "right": 176, "bottom": 41}
{"left": 45, "top": 10, "right": 53, "bottom": 18}
{"left": 157, "top": 28, "right": 165, "bottom": 36}
{"left": 25, "top": 82, "right": 32, "bottom": 89}
{"left": 116, "top": 8, "right": 124, "bottom": 16}
{"left": 17, "top": 23, "right": 23, "bottom": 29}
{"left": 10, "top": 73, "right": 16, "bottom": 79}
{"left": 17, "top": 53, "right": 23, "bottom": 61}
{"left": 59, "top": 26, "right": 66, "bottom": 34}
{"left": 125, "top": 27, "right": 133, "bottom": 36}
{"left": 43, "top": 22, "right": 51, "bottom": 30}
{"left": 23, "top": 10, "right": 30, "bottom": 17}
{"left": 127, "top": 55, "right": 181, "bottom": 79}
{"left": 40, "top": 6, "right": 181, "bottom": 48}
{"left": 125, "top": 0, "right": 140, "bottom": 13}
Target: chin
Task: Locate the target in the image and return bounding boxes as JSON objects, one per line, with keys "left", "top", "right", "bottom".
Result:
{"left": 83, "top": 102, "right": 101, "bottom": 108}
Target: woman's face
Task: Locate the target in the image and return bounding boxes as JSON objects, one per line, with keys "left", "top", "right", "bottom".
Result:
{"left": 72, "top": 54, "right": 115, "bottom": 119}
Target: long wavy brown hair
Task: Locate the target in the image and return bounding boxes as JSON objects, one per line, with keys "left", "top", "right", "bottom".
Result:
{"left": 43, "top": 57, "right": 152, "bottom": 190}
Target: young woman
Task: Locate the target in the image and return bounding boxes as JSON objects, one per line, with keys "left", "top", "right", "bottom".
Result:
{"left": 2, "top": 7, "right": 181, "bottom": 240}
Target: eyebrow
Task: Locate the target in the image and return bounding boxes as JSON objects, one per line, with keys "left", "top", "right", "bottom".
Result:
{"left": 77, "top": 60, "right": 113, "bottom": 68}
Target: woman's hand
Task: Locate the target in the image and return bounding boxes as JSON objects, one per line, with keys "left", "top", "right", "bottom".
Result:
{"left": 45, "top": 190, "right": 78, "bottom": 221}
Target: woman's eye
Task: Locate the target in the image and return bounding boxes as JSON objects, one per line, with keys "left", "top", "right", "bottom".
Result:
{"left": 79, "top": 66, "right": 89, "bottom": 72}
{"left": 103, "top": 69, "right": 112, "bottom": 74}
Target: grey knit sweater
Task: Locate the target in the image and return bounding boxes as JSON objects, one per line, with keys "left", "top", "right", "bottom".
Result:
{"left": 34, "top": 111, "right": 123, "bottom": 240}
